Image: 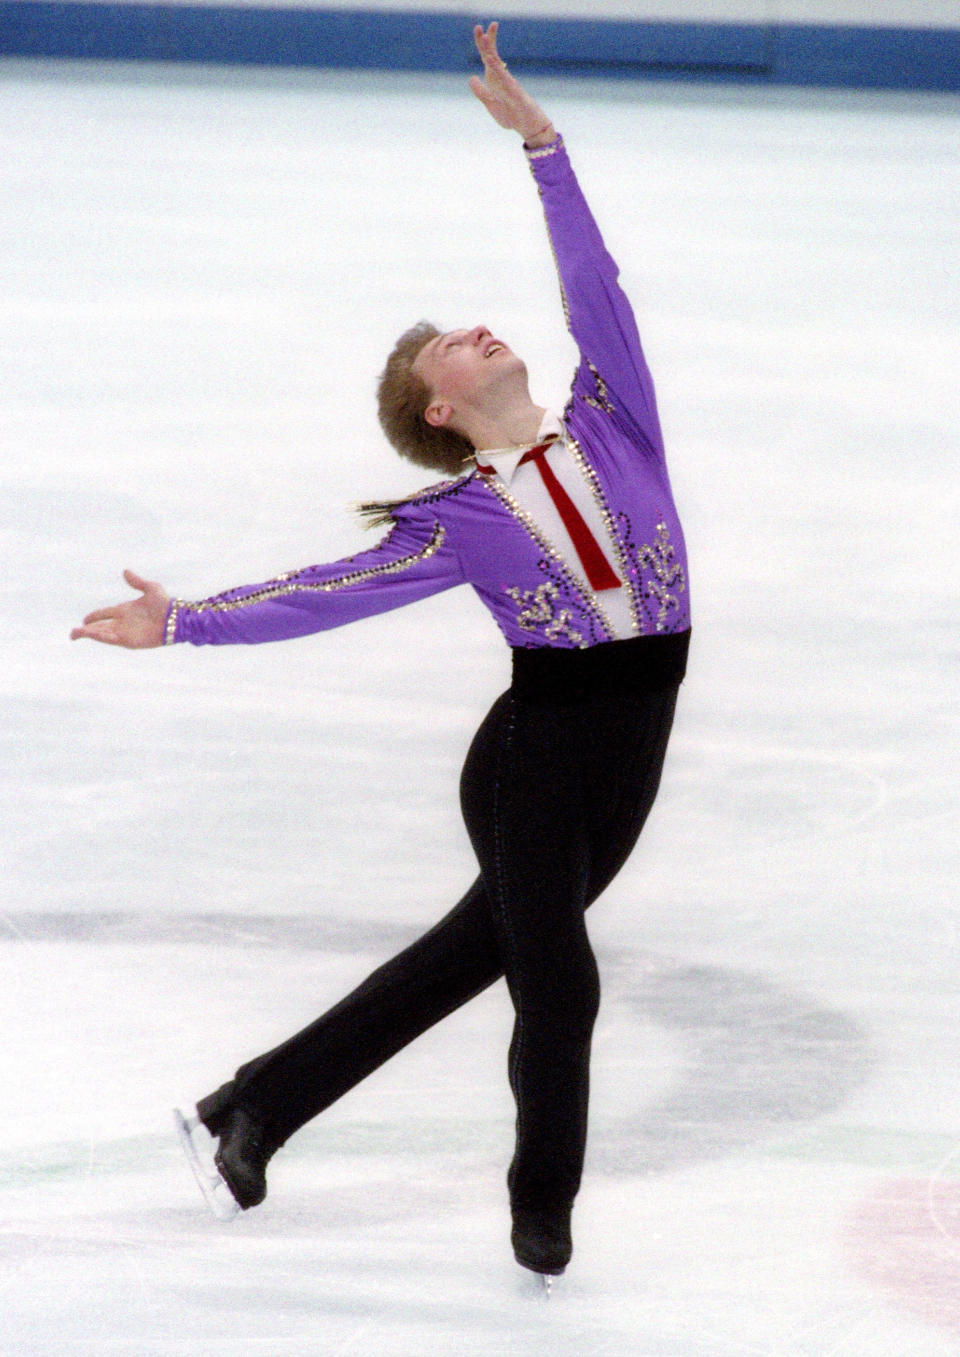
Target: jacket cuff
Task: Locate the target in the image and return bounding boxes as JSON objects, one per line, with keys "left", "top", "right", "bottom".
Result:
{"left": 163, "top": 598, "right": 182, "bottom": 645}
{"left": 524, "top": 131, "right": 563, "bottom": 161}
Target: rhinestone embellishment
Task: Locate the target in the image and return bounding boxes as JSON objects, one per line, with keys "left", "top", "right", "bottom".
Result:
{"left": 526, "top": 136, "right": 562, "bottom": 161}
{"left": 637, "top": 520, "right": 686, "bottom": 631}
{"left": 565, "top": 436, "right": 640, "bottom": 635}
{"left": 582, "top": 361, "right": 615, "bottom": 415}
{"left": 479, "top": 474, "right": 613, "bottom": 645}
{"left": 165, "top": 522, "right": 446, "bottom": 643}
{"left": 505, "top": 582, "right": 584, "bottom": 647}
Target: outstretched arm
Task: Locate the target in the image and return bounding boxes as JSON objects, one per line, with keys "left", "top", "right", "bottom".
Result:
{"left": 70, "top": 569, "right": 168, "bottom": 648}
{"left": 72, "top": 509, "right": 463, "bottom": 650}
{"left": 471, "top": 22, "right": 663, "bottom": 456}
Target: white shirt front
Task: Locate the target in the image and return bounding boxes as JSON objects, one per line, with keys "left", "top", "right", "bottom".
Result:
{"left": 475, "top": 411, "right": 637, "bottom": 640}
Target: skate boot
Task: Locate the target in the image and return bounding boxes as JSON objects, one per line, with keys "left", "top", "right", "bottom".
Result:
{"left": 195, "top": 1081, "right": 236, "bottom": 1137}
{"left": 174, "top": 1091, "right": 277, "bottom": 1218}
{"left": 511, "top": 1204, "right": 572, "bottom": 1288}
{"left": 213, "top": 1108, "right": 276, "bottom": 1210}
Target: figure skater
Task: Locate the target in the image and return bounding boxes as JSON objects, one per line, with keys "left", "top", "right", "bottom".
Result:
{"left": 71, "top": 21, "right": 691, "bottom": 1282}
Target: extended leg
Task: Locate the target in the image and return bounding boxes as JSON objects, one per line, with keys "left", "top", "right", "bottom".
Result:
{"left": 205, "top": 873, "right": 501, "bottom": 1147}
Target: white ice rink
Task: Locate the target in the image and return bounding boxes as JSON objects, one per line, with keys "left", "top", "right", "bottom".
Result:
{"left": 1, "top": 54, "right": 958, "bottom": 1355}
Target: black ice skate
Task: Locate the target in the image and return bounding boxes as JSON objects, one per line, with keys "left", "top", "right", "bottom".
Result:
{"left": 511, "top": 1205, "right": 572, "bottom": 1294}
{"left": 174, "top": 1104, "right": 276, "bottom": 1218}
{"left": 212, "top": 1108, "right": 275, "bottom": 1210}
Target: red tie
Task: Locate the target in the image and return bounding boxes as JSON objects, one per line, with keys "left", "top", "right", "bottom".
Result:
{"left": 477, "top": 441, "right": 621, "bottom": 592}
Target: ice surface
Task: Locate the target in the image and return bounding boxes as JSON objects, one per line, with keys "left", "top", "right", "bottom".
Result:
{"left": 1, "top": 58, "right": 958, "bottom": 1355}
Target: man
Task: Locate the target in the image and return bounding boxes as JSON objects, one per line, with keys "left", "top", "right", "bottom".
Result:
{"left": 72, "top": 22, "right": 691, "bottom": 1281}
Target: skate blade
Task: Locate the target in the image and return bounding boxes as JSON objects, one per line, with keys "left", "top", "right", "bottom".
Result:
{"left": 518, "top": 1267, "right": 559, "bottom": 1300}
{"left": 173, "top": 1107, "right": 240, "bottom": 1221}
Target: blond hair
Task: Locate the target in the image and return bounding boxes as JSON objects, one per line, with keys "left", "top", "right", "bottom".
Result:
{"left": 377, "top": 322, "right": 474, "bottom": 476}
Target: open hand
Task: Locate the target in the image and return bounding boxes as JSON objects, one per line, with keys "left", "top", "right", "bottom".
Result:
{"left": 469, "top": 22, "right": 555, "bottom": 147}
{"left": 70, "top": 569, "right": 169, "bottom": 648}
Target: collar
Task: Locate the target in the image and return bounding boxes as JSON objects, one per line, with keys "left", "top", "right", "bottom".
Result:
{"left": 474, "top": 410, "right": 565, "bottom": 484}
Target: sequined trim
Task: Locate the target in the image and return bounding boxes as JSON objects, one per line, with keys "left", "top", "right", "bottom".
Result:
{"left": 565, "top": 436, "right": 641, "bottom": 636}
{"left": 384, "top": 475, "right": 468, "bottom": 508}
{"left": 505, "top": 582, "right": 584, "bottom": 647}
{"left": 479, "top": 474, "right": 613, "bottom": 646}
{"left": 529, "top": 140, "right": 572, "bottom": 329}
{"left": 169, "top": 522, "right": 446, "bottom": 629}
{"left": 637, "top": 520, "right": 686, "bottom": 632}
{"left": 525, "top": 135, "right": 562, "bottom": 161}
{"left": 582, "top": 361, "right": 615, "bottom": 415}
{"left": 164, "top": 600, "right": 181, "bottom": 646}
{"left": 355, "top": 473, "right": 472, "bottom": 529}
{"left": 544, "top": 227, "right": 571, "bottom": 329}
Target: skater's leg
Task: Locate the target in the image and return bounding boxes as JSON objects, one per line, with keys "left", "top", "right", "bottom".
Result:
{"left": 460, "top": 693, "right": 600, "bottom": 1219}
{"left": 198, "top": 693, "right": 519, "bottom": 1147}
{"left": 459, "top": 676, "right": 682, "bottom": 1273}
{"left": 583, "top": 684, "right": 679, "bottom": 902}
{"left": 215, "top": 875, "right": 503, "bottom": 1146}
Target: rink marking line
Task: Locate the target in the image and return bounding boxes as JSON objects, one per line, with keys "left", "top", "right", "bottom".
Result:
{"left": 596, "top": 952, "right": 877, "bottom": 1179}
{"left": 4, "top": 949, "right": 880, "bottom": 1188}
{"left": 0, "top": 949, "right": 891, "bottom": 1191}
{"left": 9, "top": 1127, "right": 958, "bottom": 1184}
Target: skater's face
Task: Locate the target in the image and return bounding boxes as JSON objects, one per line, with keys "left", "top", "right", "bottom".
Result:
{"left": 413, "top": 325, "right": 526, "bottom": 433}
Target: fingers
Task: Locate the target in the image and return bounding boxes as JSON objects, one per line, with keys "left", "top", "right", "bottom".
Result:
{"left": 123, "top": 568, "right": 153, "bottom": 594}
{"left": 78, "top": 569, "right": 151, "bottom": 624}
{"left": 474, "top": 20, "right": 499, "bottom": 60}
{"left": 468, "top": 73, "right": 496, "bottom": 109}
{"left": 70, "top": 620, "right": 121, "bottom": 645}
{"left": 71, "top": 568, "right": 167, "bottom": 646}
{"left": 474, "top": 21, "right": 511, "bottom": 85}
{"left": 471, "top": 21, "right": 529, "bottom": 132}
{"left": 80, "top": 604, "right": 120, "bottom": 626}
{"left": 475, "top": 20, "right": 500, "bottom": 61}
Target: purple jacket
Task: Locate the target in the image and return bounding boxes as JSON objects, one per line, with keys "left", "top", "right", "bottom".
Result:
{"left": 167, "top": 135, "right": 690, "bottom": 652}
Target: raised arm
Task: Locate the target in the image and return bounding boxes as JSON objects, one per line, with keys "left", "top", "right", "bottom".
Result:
{"left": 471, "top": 22, "right": 663, "bottom": 455}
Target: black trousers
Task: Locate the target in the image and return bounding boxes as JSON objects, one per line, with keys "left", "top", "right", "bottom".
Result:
{"left": 200, "top": 631, "right": 688, "bottom": 1215}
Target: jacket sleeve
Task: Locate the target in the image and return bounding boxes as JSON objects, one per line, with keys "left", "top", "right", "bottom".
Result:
{"left": 527, "top": 134, "right": 664, "bottom": 457}
{"left": 165, "top": 508, "right": 462, "bottom": 646}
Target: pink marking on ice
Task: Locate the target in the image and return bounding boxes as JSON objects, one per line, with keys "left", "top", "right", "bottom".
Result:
{"left": 844, "top": 1176, "right": 960, "bottom": 1337}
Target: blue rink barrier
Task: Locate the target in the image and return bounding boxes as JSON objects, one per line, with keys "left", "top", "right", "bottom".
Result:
{"left": 1, "top": 4, "right": 959, "bottom": 93}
